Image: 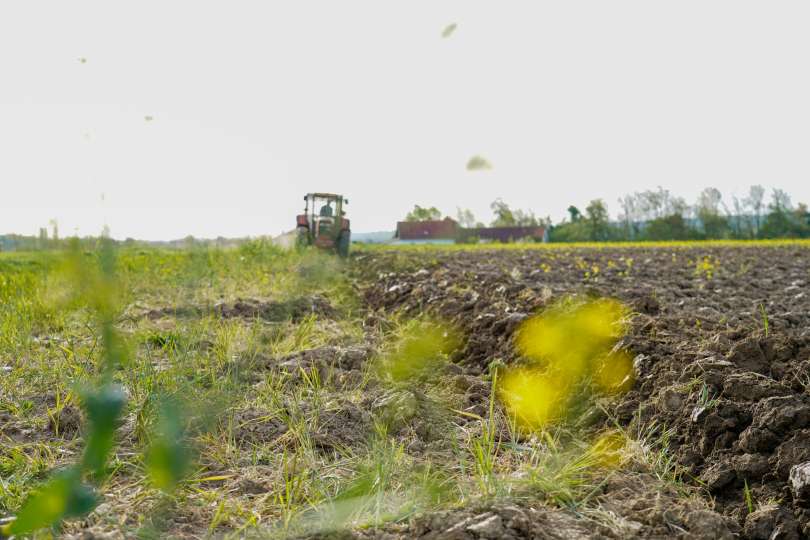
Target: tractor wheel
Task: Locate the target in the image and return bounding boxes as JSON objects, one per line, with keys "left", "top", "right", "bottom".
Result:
{"left": 337, "top": 231, "right": 350, "bottom": 258}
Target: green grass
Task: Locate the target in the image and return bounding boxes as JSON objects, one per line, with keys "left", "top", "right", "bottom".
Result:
{"left": 0, "top": 243, "right": 360, "bottom": 534}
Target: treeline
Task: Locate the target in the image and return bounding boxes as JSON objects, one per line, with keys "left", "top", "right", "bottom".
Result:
{"left": 0, "top": 222, "right": 114, "bottom": 252}
{"left": 406, "top": 198, "right": 549, "bottom": 229}
{"left": 552, "top": 186, "right": 810, "bottom": 242}
{"left": 0, "top": 226, "right": 65, "bottom": 251}
{"left": 0, "top": 230, "right": 245, "bottom": 252}
{"left": 406, "top": 185, "right": 810, "bottom": 242}
{"left": 0, "top": 233, "right": 131, "bottom": 252}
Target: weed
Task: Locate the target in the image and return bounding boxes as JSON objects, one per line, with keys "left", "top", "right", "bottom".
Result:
{"left": 470, "top": 369, "right": 499, "bottom": 497}
{"left": 694, "top": 255, "right": 719, "bottom": 279}
{"left": 759, "top": 303, "right": 769, "bottom": 337}
{"left": 744, "top": 479, "right": 755, "bottom": 514}
{"left": 696, "top": 382, "right": 719, "bottom": 412}
{"left": 2, "top": 240, "right": 128, "bottom": 537}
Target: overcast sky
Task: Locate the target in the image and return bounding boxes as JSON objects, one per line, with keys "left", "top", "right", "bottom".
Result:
{"left": 2, "top": 2, "right": 809, "bottom": 240}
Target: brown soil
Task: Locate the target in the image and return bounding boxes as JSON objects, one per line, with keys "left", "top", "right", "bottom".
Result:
{"left": 353, "top": 245, "right": 810, "bottom": 539}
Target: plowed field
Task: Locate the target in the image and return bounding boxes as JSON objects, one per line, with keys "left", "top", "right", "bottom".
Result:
{"left": 354, "top": 244, "right": 810, "bottom": 538}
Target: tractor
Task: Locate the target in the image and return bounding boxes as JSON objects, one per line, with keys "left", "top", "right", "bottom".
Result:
{"left": 296, "top": 193, "right": 351, "bottom": 257}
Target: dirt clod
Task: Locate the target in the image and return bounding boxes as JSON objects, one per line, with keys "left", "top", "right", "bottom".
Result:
{"left": 790, "top": 462, "right": 810, "bottom": 504}
{"left": 744, "top": 504, "right": 800, "bottom": 540}
{"left": 465, "top": 513, "right": 503, "bottom": 538}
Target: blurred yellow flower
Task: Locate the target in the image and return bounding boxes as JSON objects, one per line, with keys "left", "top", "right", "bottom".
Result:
{"left": 593, "top": 351, "right": 634, "bottom": 394}
{"left": 498, "top": 367, "right": 568, "bottom": 429}
{"left": 503, "top": 298, "right": 633, "bottom": 431}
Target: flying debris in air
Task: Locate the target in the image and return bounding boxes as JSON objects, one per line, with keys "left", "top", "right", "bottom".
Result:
{"left": 466, "top": 155, "right": 492, "bottom": 171}
{"left": 144, "top": 115, "right": 154, "bottom": 122}
{"left": 441, "top": 23, "right": 457, "bottom": 38}
{"left": 78, "top": 57, "right": 87, "bottom": 64}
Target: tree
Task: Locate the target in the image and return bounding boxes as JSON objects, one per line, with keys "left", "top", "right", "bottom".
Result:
{"left": 795, "top": 203, "right": 810, "bottom": 238}
{"left": 643, "top": 214, "right": 694, "bottom": 241}
{"left": 585, "top": 199, "right": 611, "bottom": 241}
{"left": 696, "top": 187, "right": 722, "bottom": 215}
{"left": 636, "top": 190, "right": 694, "bottom": 241}
{"left": 547, "top": 202, "right": 599, "bottom": 242}
{"left": 772, "top": 188, "right": 792, "bottom": 211}
{"left": 617, "top": 194, "right": 641, "bottom": 240}
{"left": 490, "top": 199, "right": 516, "bottom": 227}
{"left": 405, "top": 205, "right": 442, "bottom": 222}
{"left": 638, "top": 188, "right": 666, "bottom": 219}
{"left": 613, "top": 187, "right": 692, "bottom": 240}
{"left": 744, "top": 185, "right": 766, "bottom": 238}
{"left": 49, "top": 219, "right": 59, "bottom": 242}
{"left": 795, "top": 203, "right": 810, "bottom": 228}
{"left": 549, "top": 221, "right": 589, "bottom": 242}
{"left": 729, "top": 195, "right": 750, "bottom": 239}
{"left": 668, "top": 195, "right": 690, "bottom": 218}
{"left": 695, "top": 187, "right": 729, "bottom": 239}
{"left": 762, "top": 188, "right": 800, "bottom": 238}
{"left": 38, "top": 227, "right": 48, "bottom": 249}
{"left": 624, "top": 187, "right": 688, "bottom": 222}
{"left": 762, "top": 193, "right": 810, "bottom": 238}
{"left": 488, "top": 199, "right": 542, "bottom": 227}
{"left": 455, "top": 208, "right": 477, "bottom": 229}
{"left": 489, "top": 199, "right": 541, "bottom": 227}
{"left": 513, "top": 209, "right": 539, "bottom": 227}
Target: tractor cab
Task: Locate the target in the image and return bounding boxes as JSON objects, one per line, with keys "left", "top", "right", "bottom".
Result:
{"left": 296, "top": 193, "right": 351, "bottom": 256}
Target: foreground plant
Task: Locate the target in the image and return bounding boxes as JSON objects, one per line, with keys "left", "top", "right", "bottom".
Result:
{"left": 2, "top": 240, "right": 127, "bottom": 537}
{"left": 500, "top": 298, "right": 634, "bottom": 430}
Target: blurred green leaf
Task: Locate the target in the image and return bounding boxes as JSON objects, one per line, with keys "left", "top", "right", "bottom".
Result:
{"left": 80, "top": 384, "right": 126, "bottom": 477}
{"left": 8, "top": 468, "right": 97, "bottom": 536}
{"left": 379, "top": 321, "right": 459, "bottom": 382}
{"left": 146, "top": 397, "right": 190, "bottom": 491}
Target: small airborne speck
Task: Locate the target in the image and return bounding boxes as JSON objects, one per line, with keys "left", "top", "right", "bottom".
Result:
{"left": 78, "top": 57, "right": 87, "bottom": 64}
{"left": 144, "top": 115, "right": 154, "bottom": 122}
{"left": 466, "top": 155, "right": 492, "bottom": 171}
{"left": 441, "top": 23, "right": 457, "bottom": 38}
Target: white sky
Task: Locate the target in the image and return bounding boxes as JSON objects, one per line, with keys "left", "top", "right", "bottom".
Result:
{"left": 1, "top": 2, "right": 809, "bottom": 240}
